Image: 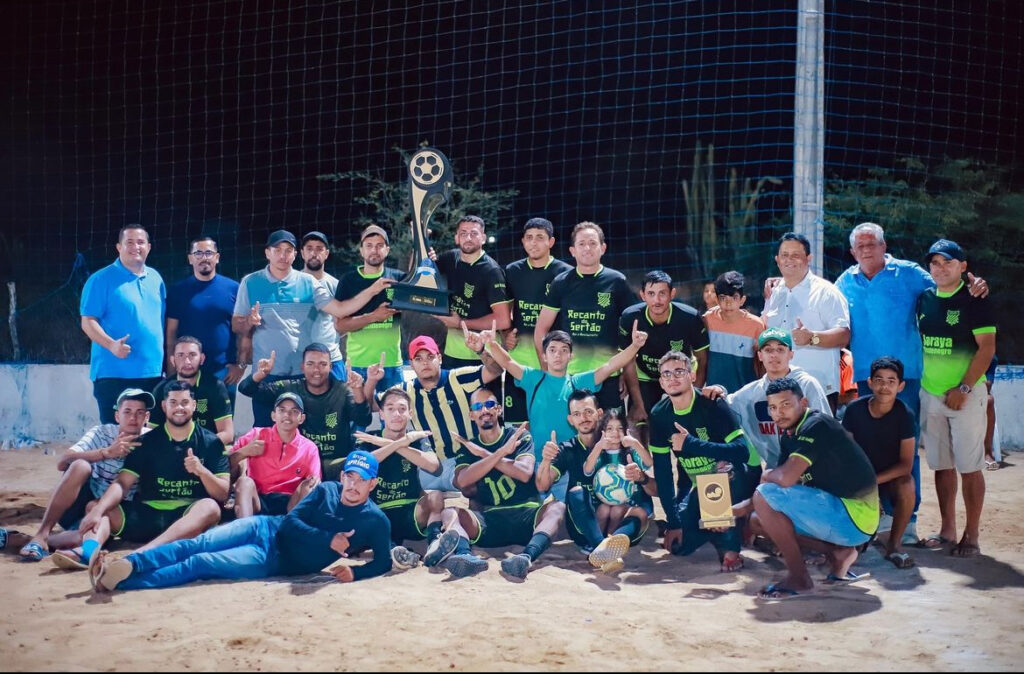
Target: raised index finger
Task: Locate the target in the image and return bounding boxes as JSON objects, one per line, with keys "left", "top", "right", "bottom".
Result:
{"left": 379, "top": 351, "right": 386, "bottom": 368}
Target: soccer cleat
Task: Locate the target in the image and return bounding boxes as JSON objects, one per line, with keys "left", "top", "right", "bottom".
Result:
{"left": 390, "top": 545, "right": 421, "bottom": 570}
{"left": 423, "top": 529, "right": 460, "bottom": 567}
{"left": 442, "top": 553, "right": 488, "bottom": 578}
{"left": 588, "top": 533, "right": 631, "bottom": 568}
{"left": 500, "top": 553, "right": 532, "bottom": 579}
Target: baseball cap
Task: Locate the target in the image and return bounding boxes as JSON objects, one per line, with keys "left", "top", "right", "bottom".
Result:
{"left": 360, "top": 224, "right": 390, "bottom": 245}
{"left": 114, "top": 388, "right": 156, "bottom": 410}
{"left": 925, "top": 238, "right": 965, "bottom": 263}
{"left": 274, "top": 392, "right": 305, "bottom": 413}
{"left": 343, "top": 450, "right": 379, "bottom": 480}
{"left": 301, "top": 231, "right": 329, "bottom": 246}
{"left": 408, "top": 335, "right": 441, "bottom": 359}
{"left": 266, "top": 230, "right": 298, "bottom": 248}
{"left": 758, "top": 327, "right": 793, "bottom": 350}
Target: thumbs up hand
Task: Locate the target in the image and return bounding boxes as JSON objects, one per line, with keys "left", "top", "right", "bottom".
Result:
{"left": 183, "top": 447, "right": 202, "bottom": 475}
{"left": 541, "top": 430, "right": 560, "bottom": 464}
{"left": 791, "top": 317, "right": 813, "bottom": 346}
{"left": 110, "top": 334, "right": 132, "bottom": 359}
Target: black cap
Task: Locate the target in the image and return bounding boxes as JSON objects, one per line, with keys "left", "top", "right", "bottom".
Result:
{"left": 301, "top": 231, "right": 329, "bottom": 246}
{"left": 274, "top": 392, "right": 304, "bottom": 412}
{"left": 266, "top": 230, "right": 298, "bottom": 248}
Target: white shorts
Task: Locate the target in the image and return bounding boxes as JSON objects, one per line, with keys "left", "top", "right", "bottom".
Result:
{"left": 921, "top": 387, "right": 987, "bottom": 474}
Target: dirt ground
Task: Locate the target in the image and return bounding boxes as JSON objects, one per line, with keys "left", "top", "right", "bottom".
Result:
{"left": 1, "top": 443, "right": 1022, "bottom": 671}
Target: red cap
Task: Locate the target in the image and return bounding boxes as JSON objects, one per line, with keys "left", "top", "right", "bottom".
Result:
{"left": 408, "top": 335, "right": 441, "bottom": 360}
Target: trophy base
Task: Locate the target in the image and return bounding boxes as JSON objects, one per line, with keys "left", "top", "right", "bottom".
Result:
{"left": 698, "top": 516, "right": 737, "bottom": 530}
{"left": 390, "top": 282, "right": 451, "bottom": 316}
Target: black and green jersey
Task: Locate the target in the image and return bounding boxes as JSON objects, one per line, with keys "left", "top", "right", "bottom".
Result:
{"left": 335, "top": 266, "right": 405, "bottom": 368}
{"left": 237, "top": 374, "right": 371, "bottom": 479}
{"left": 121, "top": 421, "right": 228, "bottom": 507}
{"left": 454, "top": 425, "right": 538, "bottom": 508}
{"left": 436, "top": 249, "right": 510, "bottom": 361}
{"left": 778, "top": 409, "right": 880, "bottom": 536}
{"left": 549, "top": 436, "right": 596, "bottom": 495}
{"left": 543, "top": 265, "right": 634, "bottom": 373}
{"left": 357, "top": 433, "right": 433, "bottom": 510}
{"left": 648, "top": 392, "right": 755, "bottom": 529}
{"left": 918, "top": 282, "right": 996, "bottom": 396}
{"left": 149, "top": 372, "right": 233, "bottom": 431}
{"left": 505, "top": 256, "right": 573, "bottom": 368}
{"left": 618, "top": 301, "right": 709, "bottom": 382}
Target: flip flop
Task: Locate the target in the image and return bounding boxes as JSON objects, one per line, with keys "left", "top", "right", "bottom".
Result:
{"left": 18, "top": 541, "right": 49, "bottom": 562}
{"left": 950, "top": 541, "right": 981, "bottom": 558}
{"left": 824, "top": 570, "right": 870, "bottom": 584}
{"left": 918, "top": 534, "right": 951, "bottom": 550}
{"left": 51, "top": 548, "right": 90, "bottom": 570}
{"left": 884, "top": 551, "right": 916, "bottom": 569}
{"left": 985, "top": 460, "right": 1001, "bottom": 471}
{"left": 0, "top": 528, "right": 7, "bottom": 550}
{"left": 720, "top": 552, "right": 744, "bottom": 573}
{"left": 756, "top": 583, "right": 817, "bottom": 601}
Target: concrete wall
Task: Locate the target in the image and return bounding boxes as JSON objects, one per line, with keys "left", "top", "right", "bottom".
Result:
{"left": 2, "top": 364, "right": 1023, "bottom": 449}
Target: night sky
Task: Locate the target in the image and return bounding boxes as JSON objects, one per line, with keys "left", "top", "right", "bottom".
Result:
{"left": 2, "top": 0, "right": 1020, "bottom": 297}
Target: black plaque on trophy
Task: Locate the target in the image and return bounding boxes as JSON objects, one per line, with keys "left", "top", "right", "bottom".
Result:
{"left": 389, "top": 147, "right": 454, "bottom": 316}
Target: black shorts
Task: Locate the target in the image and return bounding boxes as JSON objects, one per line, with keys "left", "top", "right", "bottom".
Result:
{"left": 472, "top": 501, "right": 542, "bottom": 548}
{"left": 258, "top": 492, "right": 292, "bottom": 516}
{"left": 117, "top": 502, "right": 200, "bottom": 543}
{"left": 57, "top": 482, "right": 96, "bottom": 531}
{"left": 382, "top": 503, "right": 426, "bottom": 544}
{"left": 636, "top": 379, "right": 665, "bottom": 424}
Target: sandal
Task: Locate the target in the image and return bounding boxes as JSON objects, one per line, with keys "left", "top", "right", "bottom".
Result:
{"left": 757, "top": 583, "right": 818, "bottom": 601}
{"left": 51, "top": 547, "right": 90, "bottom": 570}
{"left": 720, "top": 552, "right": 744, "bottom": 573}
{"left": 18, "top": 541, "right": 49, "bottom": 562}
{"left": 950, "top": 541, "right": 981, "bottom": 558}
{"left": 918, "top": 534, "right": 951, "bottom": 550}
{"left": 985, "top": 459, "right": 1001, "bottom": 471}
{"left": 884, "top": 551, "right": 916, "bottom": 569}
{"left": 824, "top": 570, "right": 870, "bottom": 584}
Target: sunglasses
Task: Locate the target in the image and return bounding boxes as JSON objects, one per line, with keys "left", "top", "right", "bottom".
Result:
{"left": 470, "top": 400, "right": 499, "bottom": 411}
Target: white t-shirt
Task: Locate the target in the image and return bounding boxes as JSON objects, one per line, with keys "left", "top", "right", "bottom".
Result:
{"left": 761, "top": 271, "right": 849, "bottom": 394}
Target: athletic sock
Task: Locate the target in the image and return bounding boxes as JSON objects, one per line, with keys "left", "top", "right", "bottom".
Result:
{"left": 455, "top": 536, "right": 473, "bottom": 556}
{"left": 612, "top": 516, "right": 641, "bottom": 541}
{"left": 566, "top": 488, "right": 604, "bottom": 547}
{"left": 522, "top": 532, "right": 552, "bottom": 562}
{"left": 425, "top": 521, "right": 442, "bottom": 544}
{"left": 81, "top": 538, "right": 99, "bottom": 562}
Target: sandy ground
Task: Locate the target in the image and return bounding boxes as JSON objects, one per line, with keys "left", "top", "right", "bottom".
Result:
{"left": 1, "top": 444, "right": 1023, "bottom": 672}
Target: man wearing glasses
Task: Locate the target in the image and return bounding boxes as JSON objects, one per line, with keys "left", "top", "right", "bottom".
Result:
{"left": 648, "top": 351, "right": 758, "bottom": 573}
{"left": 166, "top": 236, "right": 249, "bottom": 393}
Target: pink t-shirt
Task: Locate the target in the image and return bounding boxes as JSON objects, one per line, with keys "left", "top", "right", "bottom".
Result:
{"left": 232, "top": 426, "right": 321, "bottom": 494}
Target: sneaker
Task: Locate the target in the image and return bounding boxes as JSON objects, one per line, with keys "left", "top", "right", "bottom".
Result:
{"left": 442, "top": 553, "right": 488, "bottom": 578}
{"left": 600, "top": 558, "right": 625, "bottom": 574}
{"left": 500, "top": 553, "right": 532, "bottom": 579}
{"left": 877, "top": 514, "right": 893, "bottom": 534}
{"left": 588, "top": 533, "right": 631, "bottom": 568}
{"left": 390, "top": 545, "right": 421, "bottom": 570}
{"left": 423, "top": 529, "right": 460, "bottom": 568}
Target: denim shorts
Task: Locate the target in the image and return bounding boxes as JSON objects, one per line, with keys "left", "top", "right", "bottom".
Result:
{"left": 756, "top": 482, "right": 871, "bottom": 547}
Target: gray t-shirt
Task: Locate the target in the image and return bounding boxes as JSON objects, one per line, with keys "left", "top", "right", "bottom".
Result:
{"left": 308, "top": 271, "right": 343, "bottom": 363}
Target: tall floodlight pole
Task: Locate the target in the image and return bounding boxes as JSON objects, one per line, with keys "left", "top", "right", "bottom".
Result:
{"left": 794, "top": 0, "right": 825, "bottom": 273}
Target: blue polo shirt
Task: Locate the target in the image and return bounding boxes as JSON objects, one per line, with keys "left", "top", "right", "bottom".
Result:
{"left": 80, "top": 259, "right": 166, "bottom": 381}
{"left": 835, "top": 255, "right": 934, "bottom": 381}
{"left": 167, "top": 274, "right": 239, "bottom": 372}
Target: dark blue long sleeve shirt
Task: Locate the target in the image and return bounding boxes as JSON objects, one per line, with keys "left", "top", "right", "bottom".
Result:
{"left": 276, "top": 481, "right": 393, "bottom": 581}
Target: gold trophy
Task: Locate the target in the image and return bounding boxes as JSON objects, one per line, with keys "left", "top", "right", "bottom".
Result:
{"left": 388, "top": 147, "right": 454, "bottom": 315}
{"left": 696, "top": 471, "right": 736, "bottom": 529}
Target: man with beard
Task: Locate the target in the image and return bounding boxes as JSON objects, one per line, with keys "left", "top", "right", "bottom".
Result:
{"left": 301, "top": 231, "right": 347, "bottom": 381}
{"left": 80, "top": 225, "right": 165, "bottom": 423}
{"left": 149, "top": 336, "right": 234, "bottom": 447}
{"left": 60, "top": 381, "right": 229, "bottom": 567}
{"left": 166, "top": 236, "right": 248, "bottom": 391}
{"left": 334, "top": 225, "right": 405, "bottom": 394}
{"left": 238, "top": 342, "right": 372, "bottom": 481}
{"left": 89, "top": 450, "right": 393, "bottom": 591}
{"left": 434, "top": 215, "right": 512, "bottom": 369}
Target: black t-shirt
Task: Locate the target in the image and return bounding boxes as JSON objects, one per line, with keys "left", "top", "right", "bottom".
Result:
{"left": 550, "top": 436, "right": 594, "bottom": 494}
{"left": 121, "top": 422, "right": 229, "bottom": 505}
{"left": 454, "top": 425, "right": 538, "bottom": 508}
{"left": 335, "top": 266, "right": 406, "bottom": 368}
{"left": 618, "top": 301, "right": 709, "bottom": 382}
{"left": 436, "top": 249, "right": 509, "bottom": 360}
{"left": 917, "top": 282, "right": 996, "bottom": 396}
{"left": 357, "top": 433, "right": 433, "bottom": 510}
{"left": 543, "top": 265, "right": 634, "bottom": 373}
{"left": 505, "top": 257, "right": 574, "bottom": 367}
{"left": 841, "top": 397, "right": 916, "bottom": 474}
{"left": 778, "top": 409, "right": 878, "bottom": 534}
{"left": 149, "top": 373, "right": 233, "bottom": 431}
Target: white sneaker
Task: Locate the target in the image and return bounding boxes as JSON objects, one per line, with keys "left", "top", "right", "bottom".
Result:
{"left": 390, "top": 545, "right": 421, "bottom": 570}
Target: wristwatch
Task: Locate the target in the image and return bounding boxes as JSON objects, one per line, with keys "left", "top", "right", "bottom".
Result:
{"left": 958, "top": 383, "right": 972, "bottom": 395}
{"left": 810, "top": 332, "right": 821, "bottom": 346}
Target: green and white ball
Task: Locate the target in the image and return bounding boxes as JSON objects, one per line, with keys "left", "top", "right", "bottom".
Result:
{"left": 593, "top": 463, "right": 635, "bottom": 506}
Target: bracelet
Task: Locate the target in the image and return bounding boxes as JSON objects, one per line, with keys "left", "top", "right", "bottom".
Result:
{"left": 639, "top": 472, "right": 651, "bottom": 485}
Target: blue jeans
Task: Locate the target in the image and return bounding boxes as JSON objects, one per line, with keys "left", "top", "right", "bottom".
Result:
{"left": 119, "top": 516, "right": 283, "bottom": 590}
{"left": 858, "top": 378, "right": 922, "bottom": 517}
